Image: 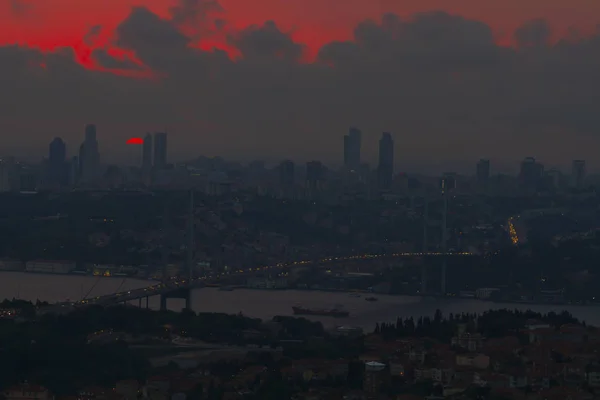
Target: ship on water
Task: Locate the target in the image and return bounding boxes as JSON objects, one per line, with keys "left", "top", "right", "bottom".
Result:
{"left": 292, "top": 305, "right": 349, "bottom": 318}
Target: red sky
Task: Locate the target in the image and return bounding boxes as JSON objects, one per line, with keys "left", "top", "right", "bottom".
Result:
{"left": 2, "top": 0, "right": 599, "bottom": 65}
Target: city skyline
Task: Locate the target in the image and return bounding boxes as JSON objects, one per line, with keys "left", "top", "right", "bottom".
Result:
{"left": 14, "top": 123, "right": 595, "bottom": 176}
{"left": 1, "top": 1, "right": 599, "bottom": 171}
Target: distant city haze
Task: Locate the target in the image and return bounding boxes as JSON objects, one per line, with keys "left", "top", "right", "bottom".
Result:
{"left": 2, "top": 0, "right": 600, "bottom": 173}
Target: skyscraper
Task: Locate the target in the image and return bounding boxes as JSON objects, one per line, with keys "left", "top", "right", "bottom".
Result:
{"left": 49, "top": 137, "right": 66, "bottom": 165}
{"left": 153, "top": 132, "right": 168, "bottom": 170}
{"left": 80, "top": 124, "right": 100, "bottom": 181}
{"left": 519, "top": 157, "right": 543, "bottom": 189}
{"left": 306, "top": 161, "right": 325, "bottom": 191}
{"left": 377, "top": 132, "right": 394, "bottom": 190}
{"left": 343, "top": 128, "right": 361, "bottom": 170}
{"left": 142, "top": 133, "right": 153, "bottom": 170}
{"left": 571, "top": 160, "right": 586, "bottom": 189}
{"left": 48, "top": 137, "right": 67, "bottom": 186}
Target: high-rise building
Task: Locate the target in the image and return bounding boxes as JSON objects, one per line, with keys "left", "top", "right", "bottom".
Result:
{"left": 278, "top": 160, "right": 295, "bottom": 186}
{"left": 142, "top": 133, "right": 153, "bottom": 171}
{"left": 519, "top": 157, "right": 543, "bottom": 189}
{"left": 377, "top": 132, "right": 394, "bottom": 190}
{"left": 49, "top": 138, "right": 66, "bottom": 165}
{"left": 306, "top": 161, "right": 325, "bottom": 191}
{"left": 363, "top": 362, "right": 388, "bottom": 394}
{"left": 545, "top": 168, "right": 562, "bottom": 190}
{"left": 476, "top": 159, "right": 490, "bottom": 186}
{"left": 571, "top": 160, "right": 586, "bottom": 189}
{"left": 153, "top": 132, "right": 168, "bottom": 170}
{"left": 343, "top": 128, "right": 361, "bottom": 170}
{"left": 48, "top": 137, "right": 68, "bottom": 186}
{"left": 441, "top": 172, "right": 457, "bottom": 191}
{"left": 80, "top": 124, "right": 100, "bottom": 181}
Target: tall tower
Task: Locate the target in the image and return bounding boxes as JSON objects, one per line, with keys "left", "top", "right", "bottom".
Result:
{"left": 343, "top": 128, "right": 361, "bottom": 170}
{"left": 440, "top": 177, "right": 449, "bottom": 295}
{"left": 421, "top": 198, "right": 429, "bottom": 294}
{"left": 81, "top": 124, "right": 100, "bottom": 181}
{"left": 48, "top": 137, "right": 67, "bottom": 186}
{"left": 377, "top": 132, "right": 394, "bottom": 190}
{"left": 153, "top": 132, "right": 168, "bottom": 170}
{"left": 187, "top": 189, "right": 195, "bottom": 282}
{"left": 142, "top": 133, "right": 153, "bottom": 171}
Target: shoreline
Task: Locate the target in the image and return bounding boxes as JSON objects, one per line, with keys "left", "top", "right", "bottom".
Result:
{"left": 1, "top": 270, "right": 598, "bottom": 309}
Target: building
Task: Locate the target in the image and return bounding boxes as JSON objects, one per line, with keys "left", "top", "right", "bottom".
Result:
{"left": 48, "top": 137, "right": 68, "bottom": 186}
{"left": 571, "top": 160, "right": 586, "bottom": 189}
{"left": 377, "top": 132, "right": 394, "bottom": 190}
{"left": 306, "top": 161, "right": 325, "bottom": 192}
{"left": 519, "top": 157, "right": 543, "bottom": 189}
{"left": 25, "top": 260, "right": 76, "bottom": 274}
{"left": 364, "top": 361, "right": 388, "bottom": 394}
{"left": 476, "top": 159, "right": 490, "bottom": 187}
{"left": 4, "top": 384, "right": 51, "bottom": 400}
{"left": 80, "top": 124, "right": 100, "bottom": 181}
{"left": 545, "top": 168, "right": 562, "bottom": 190}
{"left": 153, "top": 132, "right": 168, "bottom": 170}
{"left": 441, "top": 172, "right": 457, "bottom": 192}
{"left": 142, "top": 133, "right": 153, "bottom": 171}
{"left": 343, "top": 127, "right": 361, "bottom": 170}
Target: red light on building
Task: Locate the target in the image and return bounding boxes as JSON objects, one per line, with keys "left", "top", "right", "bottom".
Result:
{"left": 126, "top": 137, "right": 143, "bottom": 145}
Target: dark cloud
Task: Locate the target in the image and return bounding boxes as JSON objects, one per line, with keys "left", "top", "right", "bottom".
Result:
{"left": 169, "top": 0, "right": 223, "bottom": 27}
{"left": 9, "top": 0, "right": 31, "bottom": 17}
{"left": 1, "top": 9, "right": 600, "bottom": 169}
{"left": 231, "top": 21, "right": 304, "bottom": 62}
{"left": 115, "top": 7, "right": 193, "bottom": 73}
{"left": 515, "top": 19, "right": 551, "bottom": 48}
{"left": 84, "top": 25, "right": 103, "bottom": 46}
{"left": 91, "top": 49, "right": 142, "bottom": 70}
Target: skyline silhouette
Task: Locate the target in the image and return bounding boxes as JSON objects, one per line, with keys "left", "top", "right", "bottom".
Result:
{"left": 1, "top": 1, "right": 599, "bottom": 172}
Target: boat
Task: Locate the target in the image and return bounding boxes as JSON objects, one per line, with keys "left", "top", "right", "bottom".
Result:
{"left": 365, "top": 296, "right": 378, "bottom": 302}
{"left": 292, "top": 305, "right": 349, "bottom": 318}
{"left": 349, "top": 293, "right": 361, "bottom": 298}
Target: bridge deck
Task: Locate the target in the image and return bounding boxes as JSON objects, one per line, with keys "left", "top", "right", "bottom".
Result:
{"left": 45, "top": 252, "right": 473, "bottom": 312}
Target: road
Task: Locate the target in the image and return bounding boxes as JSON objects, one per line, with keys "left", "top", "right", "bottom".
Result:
{"left": 44, "top": 251, "right": 473, "bottom": 313}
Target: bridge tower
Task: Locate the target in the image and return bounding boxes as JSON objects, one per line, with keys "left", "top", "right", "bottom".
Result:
{"left": 161, "top": 204, "right": 170, "bottom": 281}
{"left": 440, "top": 180, "right": 448, "bottom": 295}
{"left": 184, "top": 188, "right": 195, "bottom": 309}
{"left": 421, "top": 198, "right": 428, "bottom": 294}
{"left": 159, "top": 190, "right": 194, "bottom": 311}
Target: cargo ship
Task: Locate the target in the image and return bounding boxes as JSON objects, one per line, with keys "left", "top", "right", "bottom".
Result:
{"left": 292, "top": 305, "right": 349, "bottom": 318}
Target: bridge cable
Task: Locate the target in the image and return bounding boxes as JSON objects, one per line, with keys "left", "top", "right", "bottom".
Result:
{"left": 114, "top": 277, "right": 127, "bottom": 294}
{"left": 81, "top": 276, "right": 102, "bottom": 301}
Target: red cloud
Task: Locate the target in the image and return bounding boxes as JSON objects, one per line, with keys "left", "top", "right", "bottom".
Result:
{"left": 1, "top": 0, "right": 599, "bottom": 72}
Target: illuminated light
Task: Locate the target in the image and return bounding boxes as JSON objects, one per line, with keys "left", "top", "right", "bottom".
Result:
{"left": 126, "top": 137, "right": 144, "bottom": 145}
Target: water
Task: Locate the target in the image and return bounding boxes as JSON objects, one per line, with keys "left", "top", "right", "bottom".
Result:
{"left": 1, "top": 272, "right": 599, "bottom": 330}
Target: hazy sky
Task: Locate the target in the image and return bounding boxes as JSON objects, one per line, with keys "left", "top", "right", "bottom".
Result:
{"left": 1, "top": 0, "right": 600, "bottom": 173}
